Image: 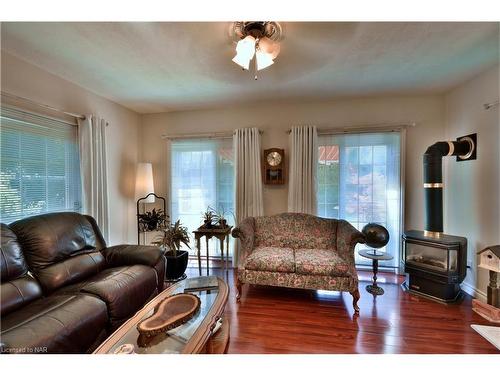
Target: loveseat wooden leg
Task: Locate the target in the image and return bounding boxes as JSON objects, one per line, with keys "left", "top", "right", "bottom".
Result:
{"left": 235, "top": 275, "right": 242, "bottom": 302}
{"left": 350, "top": 288, "right": 360, "bottom": 314}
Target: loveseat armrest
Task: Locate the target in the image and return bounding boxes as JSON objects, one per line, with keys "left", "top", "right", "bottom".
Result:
{"left": 232, "top": 217, "right": 256, "bottom": 268}
{"left": 336, "top": 220, "right": 366, "bottom": 266}
{"left": 102, "top": 245, "right": 163, "bottom": 268}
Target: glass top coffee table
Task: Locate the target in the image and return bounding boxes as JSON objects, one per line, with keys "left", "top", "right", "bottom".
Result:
{"left": 94, "top": 276, "right": 229, "bottom": 354}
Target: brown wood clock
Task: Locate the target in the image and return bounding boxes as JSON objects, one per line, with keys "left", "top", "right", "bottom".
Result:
{"left": 263, "top": 148, "right": 285, "bottom": 184}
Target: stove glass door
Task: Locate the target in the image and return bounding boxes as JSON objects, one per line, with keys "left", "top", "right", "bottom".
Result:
{"left": 405, "top": 242, "right": 456, "bottom": 273}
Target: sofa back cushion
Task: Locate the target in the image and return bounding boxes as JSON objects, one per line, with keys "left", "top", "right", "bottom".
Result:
{"left": 254, "top": 213, "right": 338, "bottom": 250}
{"left": 9, "top": 212, "right": 106, "bottom": 293}
{"left": 1, "top": 224, "right": 43, "bottom": 315}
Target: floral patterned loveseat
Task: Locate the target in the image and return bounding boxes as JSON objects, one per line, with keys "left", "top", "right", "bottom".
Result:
{"left": 232, "top": 213, "right": 365, "bottom": 313}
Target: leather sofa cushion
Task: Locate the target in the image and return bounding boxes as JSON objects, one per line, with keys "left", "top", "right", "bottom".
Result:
{"left": 295, "top": 248, "right": 351, "bottom": 277}
{"left": 9, "top": 212, "right": 106, "bottom": 293}
{"left": 245, "top": 247, "right": 296, "bottom": 273}
{"left": 0, "top": 294, "right": 108, "bottom": 354}
{"left": 1, "top": 224, "right": 29, "bottom": 282}
{"left": 1, "top": 275, "right": 43, "bottom": 316}
{"left": 59, "top": 265, "right": 158, "bottom": 328}
{"left": 9, "top": 212, "right": 103, "bottom": 268}
{"left": 34, "top": 252, "right": 105, "bottom": 293}
{"left": 103, "top": 244, "right": 163, "bottom": 268}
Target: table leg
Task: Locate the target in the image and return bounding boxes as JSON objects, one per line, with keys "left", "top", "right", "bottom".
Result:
{"left": 197, "top": 237, "right": 201, "bottom": 276}
{"left": 206, "top": 237, "right": 210, "bottom": 276}
{"left": 220, "top": 237, "right": 225, "bottom": 276}
{"left": 226, "top": 235, "right": 230, "bottom": 278}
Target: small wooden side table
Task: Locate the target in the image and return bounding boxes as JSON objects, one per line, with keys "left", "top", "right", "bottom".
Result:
{"left": 193, "top": 226, "right": 232, "bottom": 276}
{"left": 359, "top": 249, "right": 393, "bottom": 296}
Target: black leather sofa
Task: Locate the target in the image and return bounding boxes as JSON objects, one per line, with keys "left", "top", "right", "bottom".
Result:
{"left": 0, "top": 212, "right": 165, "bottom": 354}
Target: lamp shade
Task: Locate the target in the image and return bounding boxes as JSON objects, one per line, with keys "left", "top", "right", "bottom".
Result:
{"left": 256, "top": 50, "right": 274, "bottom": 71}
{"left": 135, "top": 162, "right": 155, "bottom": 203}
{"left": 235, "top": 35, "right": 256, "bottom": 59}
{"left": 232, "top": 53, "right": 251, "bottom": 70}
{"left": 258, "top": 36, "right": 280, "bottom": 59}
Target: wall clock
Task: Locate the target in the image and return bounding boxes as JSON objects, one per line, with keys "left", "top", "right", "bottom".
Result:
{"left": 263, "top": 148, "right": 285, "bottom": 184}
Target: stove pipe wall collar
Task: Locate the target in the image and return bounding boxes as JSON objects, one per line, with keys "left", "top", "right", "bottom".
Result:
{"left": 423, "top": 133, "right": 477, "bottom": 236}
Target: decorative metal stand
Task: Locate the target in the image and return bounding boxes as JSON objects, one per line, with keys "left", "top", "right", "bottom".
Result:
{"left": 136, "top": 193, "right": 166, "bottom": 245}
{"left": 359, "top": 249, "right": 393, "bottom": 296}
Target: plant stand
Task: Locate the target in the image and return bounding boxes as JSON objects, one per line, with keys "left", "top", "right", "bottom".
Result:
{"left": 136, "top": 193, "right": 166, "bottom": 245}
{"left": 193, "top": 226, "right": 233, "bottom": 276}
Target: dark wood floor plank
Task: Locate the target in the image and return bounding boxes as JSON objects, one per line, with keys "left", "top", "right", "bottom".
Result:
{"left": 184, "top": 266, "right": 499, "bottom": 354}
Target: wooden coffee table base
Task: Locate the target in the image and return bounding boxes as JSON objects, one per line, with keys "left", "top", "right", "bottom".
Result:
{"left": 203, "top": 317, "right": 230, "bottom": 354}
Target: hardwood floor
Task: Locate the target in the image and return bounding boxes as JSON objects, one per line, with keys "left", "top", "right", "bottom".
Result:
{"left": 185, "top": 264, "right": 499, "bottom": 354}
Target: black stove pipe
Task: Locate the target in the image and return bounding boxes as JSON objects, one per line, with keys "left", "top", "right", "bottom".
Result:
{"left": 423, "top": 139, "right": 472, "bottom": 235}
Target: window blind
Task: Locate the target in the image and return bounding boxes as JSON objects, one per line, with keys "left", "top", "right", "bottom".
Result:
{"left": 0, "top": 107, "right": 82, "bottom": 223}
{"left": 170, "top": 138, "right": 235, "bottom": 257}
{"left": 317, "top": 131, "right": 402, "bottom": 267}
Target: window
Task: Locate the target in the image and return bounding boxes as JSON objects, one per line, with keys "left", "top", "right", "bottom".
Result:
{"left": 318, "top": 132, "right": 401, "bottom": 267}
{"left": 0, "top": 107, "right": 81, "bottom": 223}
{"left": 170, "top": 138, "right": 235, "bottom": 257}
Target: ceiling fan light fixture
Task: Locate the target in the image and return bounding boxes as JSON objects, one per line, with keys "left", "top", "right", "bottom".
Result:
{"left": 231, "top": 21, "right": 282, "bottom": 79}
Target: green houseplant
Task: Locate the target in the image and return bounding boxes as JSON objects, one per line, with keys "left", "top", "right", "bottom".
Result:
{"left": 138, "top": 208, "right": 168, "bottom": 232}
{"left": 212, "top": 207, "right": 228, "bottom": 228}
{"left": 158, "top": 219, "right": 190, "bottom": 280}
{"left": 202, "top": 208, "right": 215, "bottom": 229}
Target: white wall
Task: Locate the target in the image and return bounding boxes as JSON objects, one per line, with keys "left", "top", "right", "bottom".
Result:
{"left": 141, "top": 95, "right": 445, "bottom": 231}
{"left": 1, "top": 51, "right": 141, "bottom": 245}
{"left": 444, "top": 65, "right": 500, "bottom": 298}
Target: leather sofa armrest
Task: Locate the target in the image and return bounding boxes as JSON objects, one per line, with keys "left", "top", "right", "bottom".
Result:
{"left": 336, "top": 220, "right": 366, "bottom": 265}
{"left": 232, "top": 217, "right": 256, "bottom": 269}
{"left": 102, "top": 245, "right": 163, "bottom": 268}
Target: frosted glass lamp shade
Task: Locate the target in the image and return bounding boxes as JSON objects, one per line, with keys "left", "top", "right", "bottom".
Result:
{"left": 232, "top": 53, "right": 251, "bottom": 70}
{"left": 235, "top": 35, "right": 256, "bottom": 59}
{"left": 232, "top": 35, "right": 256, "bottom": 69}
{"left": 258, "top": 37, "right": 280, "bottom": 59}
{"left": 256, "top": 50, "right": 274, "bottom": 71}
{"left": 135, "top": 163, "right": 155, "bottom": 203}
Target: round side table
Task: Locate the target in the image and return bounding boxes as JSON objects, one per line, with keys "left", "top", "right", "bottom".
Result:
{"left": 359, "top": 249, "right": 393, "bottom": 296}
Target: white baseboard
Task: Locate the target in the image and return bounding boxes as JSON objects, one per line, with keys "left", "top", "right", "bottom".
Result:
{"left": 461, "top": 281, "right": 487, "bottom": 302}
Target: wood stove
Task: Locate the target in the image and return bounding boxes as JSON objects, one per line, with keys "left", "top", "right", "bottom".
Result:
{"left": 403, "top": 230, "right": 467, "bottom": 302}
{"left": 403, "top": 134, "right": 476, "bottom": 302}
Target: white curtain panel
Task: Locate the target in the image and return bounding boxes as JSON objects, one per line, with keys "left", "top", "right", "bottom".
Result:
{"left": 234, "top": 128, "right": 264, "bottom": 221}
{"left": 78, "top": 115, "right": 109, "bottom": 242}
{"left": 233, "top": 127, "right": 264, "bottom": 265}
{"left": 288, "top": 125, "right": 318, "bottom": 214}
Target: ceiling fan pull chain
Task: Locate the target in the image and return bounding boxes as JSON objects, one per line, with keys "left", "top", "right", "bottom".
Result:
{"left": 254, "top": 49, "right": 258, "bottom": 80}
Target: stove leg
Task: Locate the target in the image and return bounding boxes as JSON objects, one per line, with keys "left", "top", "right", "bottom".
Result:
{"left": 350, "top": 288, "right": 360, "bottom": 314}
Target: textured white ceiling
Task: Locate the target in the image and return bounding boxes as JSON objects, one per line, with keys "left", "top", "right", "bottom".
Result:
{"left": 1, "top": 22, "right": 498, "bottom": 113}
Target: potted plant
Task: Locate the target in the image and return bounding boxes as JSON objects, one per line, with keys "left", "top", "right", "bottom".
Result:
{"left": 158, "top": 220, "right": 190, "bottom": 280}
{"left": 212, "top": 207, "right": 228, "bottom": 228}
{"left": 202, "top": 208, "right": 214, "bottom": 229}
{"left": 138, "top": 208, "right": 168, "bottom": 232}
